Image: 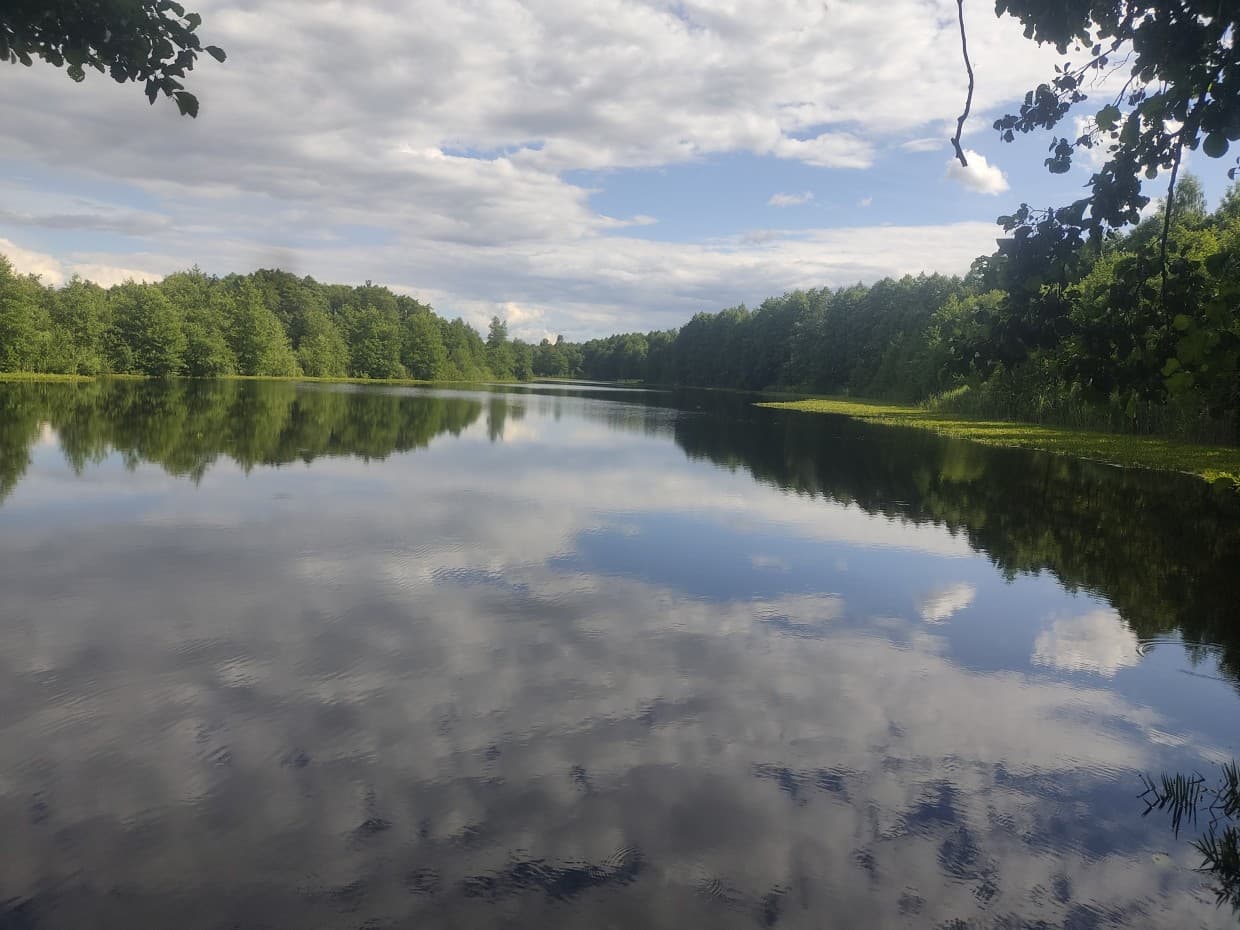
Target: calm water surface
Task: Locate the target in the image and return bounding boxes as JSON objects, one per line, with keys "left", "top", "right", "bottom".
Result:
{"left": 1, "top": 379, "right": 1238, "bottom": 929}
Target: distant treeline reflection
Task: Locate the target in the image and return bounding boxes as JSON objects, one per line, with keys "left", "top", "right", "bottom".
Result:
{"left": 671, "top": 392, "right": 1240, "bottom": 685}
{"left": 0, "top": 379, "right": 483, "bottom": 495}
{"left": 3, "top": 379, "right": 1238, "bottom": 685}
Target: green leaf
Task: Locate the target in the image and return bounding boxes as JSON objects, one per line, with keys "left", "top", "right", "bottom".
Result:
{"left": 173, "top": 90, "right": 199, "bottom": 117}
{"left": 1096, "top": 104, "right": 1121, "bottom": 131}
{"left": 1161, "top": 357, "right": 1181, "bottom": 376}
{"left": 205, "top": 45, "right": 226, "bottom": 63}
{"left": 186, "top": 11, "right": 202, "bottom": 30}
{"left": 1204, "top": 133, "right": 1230, "bottom": 159}
{"left": 1172, "top": 314, "right": 1192, "bottom": 332}
{"left": 1165, "top": 370, "right": 1195, "bottom": 394}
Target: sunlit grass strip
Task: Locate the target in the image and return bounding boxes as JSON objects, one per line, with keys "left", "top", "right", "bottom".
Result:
{"left": 0, "top": 372, "right": 95, "bottom": 382}
{"left": 759, "top": 397, "right": 1240, "bottom": 487}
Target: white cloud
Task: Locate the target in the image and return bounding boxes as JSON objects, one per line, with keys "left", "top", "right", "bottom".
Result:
{"left": 917, "top": 583, "right": 976, "bottom": 623}
{"left": 945, "top": 149, "right": 1011, "bottom": 194}
{"left": 902, "top": 137, "right": 945, "bottom": 153}
{"left": 1033, "top": 607, "right": 1141, "bottom": 677}
{"left": 858, "top": 196, "right": 873, "bottom": 207}
{"left": 772, "top": 132, "right": 873, "bottom": 168}
{"left": 0, "top": 238, "right": 65, "bottom": 285}
{"left": 0, "top": 0, "right": 1068, "bottom": 336}
{"left": 767, "top": 191, "right": 814, "bottom": 207}
{"left": 1071, "top": 115, "right": 1111, "bottom": 171}
{"left": 0, "top": 239, "right": 166, "bottom": 287}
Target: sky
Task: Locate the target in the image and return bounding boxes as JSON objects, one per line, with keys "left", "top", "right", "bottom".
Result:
{"left": 0, "top": 0, "right": 1234, "bottom": 341}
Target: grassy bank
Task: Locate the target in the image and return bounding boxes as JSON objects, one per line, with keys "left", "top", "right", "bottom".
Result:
{"left": 759, "top": 397, "right": 1240, "bottom": 488}
{"left": 0, "top": 372, "right": 96, "bottom": 383}
{"left": 0, "top": 373, "right": 520, "bottom": 387}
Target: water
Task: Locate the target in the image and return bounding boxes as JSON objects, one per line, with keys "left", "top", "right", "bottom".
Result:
{"left": 1, "top": 378, "right": 1238, "bottom": 929}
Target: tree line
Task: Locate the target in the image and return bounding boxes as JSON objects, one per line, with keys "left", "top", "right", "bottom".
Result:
{"left": 536, "top": 176, "right": 1239, "bottom": 443}
{"left": 0, "top": 262, "right": 537, "bottom": 382}
{"left": 3, "top": 176, "right": 1237, "bottom": 442}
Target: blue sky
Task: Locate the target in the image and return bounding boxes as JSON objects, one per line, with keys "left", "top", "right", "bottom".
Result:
{"left": 0, "top": 0, "right": 1233, "bottom": 340}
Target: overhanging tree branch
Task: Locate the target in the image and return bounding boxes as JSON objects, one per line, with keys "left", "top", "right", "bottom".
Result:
{"left": 1160, "top": 136, "right": 1183, "bottom": 302}
{"left": 952, "top": 0, "right": 975, "bottom": 168}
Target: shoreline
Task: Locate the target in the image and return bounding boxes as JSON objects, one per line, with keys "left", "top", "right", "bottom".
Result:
{"left": 759, "top": 397, "right": 1240, "bottom": 488}
{"left": 6, "top": 374, "right": 1235, "bottom": 487}
{"left": 0, "top": 373, "right": 521, "bottom": 387}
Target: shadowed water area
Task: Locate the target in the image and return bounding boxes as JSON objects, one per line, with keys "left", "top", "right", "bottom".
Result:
{"left": 1, "top": 378, "right": 1239, "bottom": 929}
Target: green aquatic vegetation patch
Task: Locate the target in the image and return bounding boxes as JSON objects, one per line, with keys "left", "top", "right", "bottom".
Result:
{"left": 759, "top": 397, "right": 1240, "bottom": 488}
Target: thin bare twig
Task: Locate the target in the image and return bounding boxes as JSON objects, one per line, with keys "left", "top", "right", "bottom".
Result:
{"left": 1161, "top": 137, "right": 1183, "bottom": 302}
{"left": 951, "top": 0, "right": 974, "bottom": 168}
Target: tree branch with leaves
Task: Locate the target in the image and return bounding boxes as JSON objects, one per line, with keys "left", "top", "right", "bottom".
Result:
{"left": 989, "top": 0, "right": 1240, "bottom": 246}
{"left": 1, "top": 0, "right": 226, "bottom": 117}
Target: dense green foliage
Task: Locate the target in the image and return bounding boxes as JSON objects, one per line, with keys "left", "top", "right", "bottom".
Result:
{"left": 2, "top": 0, "right": 226, "bottom": 116}
{"left": 0, "top": 258, "right": 534, "bottom": 383}
{"left": 539, "top": 177, "right": 1239, "bottom": 443}
{"left": 990, "top": 0, "right": 1240, "bottom": 250}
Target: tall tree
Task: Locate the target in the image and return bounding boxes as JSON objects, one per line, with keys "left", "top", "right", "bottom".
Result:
{"left": 345, "top": 305, "right": 405, "bottom": 379}
{"left": 50, "top": 276, "right": 109, "bottom": 374}
{"left": 486, "top": 316, "right": 515, "bottom": 380}
{"left": 223, "top": 281, "right": 299, "bottom": 377}
{"left": 107, "top": 283, "right": 187, "bottom": 376}
{"left": 0, "top": 256, "right": 55, "bottom": 372}
{"left": 403, "top": 312, "right": 448, "bottom": 380}
{"left": 296, "top": 307, "right": 350, "bottom": 378}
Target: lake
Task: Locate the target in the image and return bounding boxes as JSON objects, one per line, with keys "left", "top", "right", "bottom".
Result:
{"left": 1, "top": 378, "right": 1238, "bottom": 929}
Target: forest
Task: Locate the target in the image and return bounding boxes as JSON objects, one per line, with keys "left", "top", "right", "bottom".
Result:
{"left": 2, "top": 174, "right": 1238, "bottom": 444}
{"left": 0, "top": 260, "right": 535, "bottom": 382}
{"left": 546, "top": 175, "right": 1240, "bottom": 443}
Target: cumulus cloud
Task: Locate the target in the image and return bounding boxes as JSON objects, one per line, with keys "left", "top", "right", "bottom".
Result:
{"left": 1033, "top": 607, "right": 1141, "bottom": 677}
{"left": 0, "top": 0, "right": 1065, "bottom": 336}
{"left": 945, "top": 149, "right": 1011, "bottom": 194}
{"left": 767, "top": 191, "right": 814, "bottom": 207}
{"left": 0, "top": 239, "right": 167, "bottom": 287}
{"left": 0, "top": 238, "right": 65, "bottom": 284}
{"left": 917, "top": 583, "right": 977, "bottom": 623}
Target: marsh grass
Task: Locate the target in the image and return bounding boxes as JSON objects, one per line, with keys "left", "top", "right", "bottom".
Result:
{"left": 759, "top": 396, "right": 1240, "bottom": 487}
